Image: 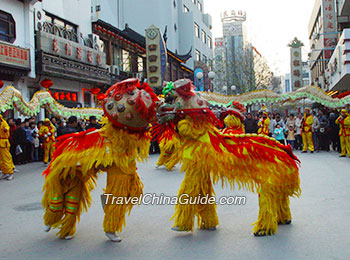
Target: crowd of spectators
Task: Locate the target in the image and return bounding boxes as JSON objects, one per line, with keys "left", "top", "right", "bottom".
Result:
{"left": 5, "top": 115, "right": 101, "bottom": 165}
{"left": 244, "top": 109, "right": 342, "bottom": 152}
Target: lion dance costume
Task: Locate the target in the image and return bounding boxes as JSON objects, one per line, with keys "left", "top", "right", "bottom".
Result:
{"left": 0, "top": 115, "right": 15, "bottom": 180}
{"left": 336, "top": 109, "right": 350, "bottom": 157}
{"left": 155, "top": 79, "right": 301, "bottom": 236}
{"left": 155, "top": 82, "right": 181, "bottom": 171}
{"left": 39, "top": 118, "right": 56, "bottom": 164}
{"left": 42, "top": 79, "right": 158, "bottom": 242}
{"left": 220, "top": 101, "right": 246, "bottom": 135}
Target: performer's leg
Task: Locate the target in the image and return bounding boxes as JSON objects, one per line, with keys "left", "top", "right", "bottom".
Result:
{"left": 345, "top": 135, "right": 350, "bottom": 157}
{"left": 172, "top": 164, "right": 216, "bottom": 231}
{"left": 49, "top": 141, "right": 55, "bottom": 161}
{"left": 276, "top": 194, "right": 292, "bottom": 224}
{"left": 56, "top": 180, "right": 83, "bottom": 239}
{"left": 302, "top": 133, "right": 307, "bottom": 152}
{"left": 43, "top": 143, "right": 49, "bottom": 163}
{"left": 42, "top": 174, "right": 64, "bottom": 228}
{"left": 0, "top": 148, "right": 14, "bottom": 176}
{"left": 340, "top": 135, "right": 346, "bottom": 156}
{"left": 253, "top": 187, "right": 278, "bottom": 236}
{"left": 103, "top": 165, "right": 143, "bottom": 234}
{"left": 197, "top": 177, "right": 218, "bottom": 230}
{"left": 307, "top": 132, "right": 314, "bottom": 152}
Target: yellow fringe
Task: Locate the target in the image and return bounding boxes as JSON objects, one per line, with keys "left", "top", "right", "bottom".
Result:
{"left": 224, "top": 115, "right": 245, "bottom": 133}
{"left": 171, "top": 158, "right": 219, "bottom": 231}
{"left": 171, "top": 116, "right": 301, "bottom": 234}
{"left": 103, "top": 164, "right": 143, "bottom": 233}
{"left": 156, "top": 134, "right": 182, "bottom": 171}
{"left": 42, "top": 120, "right": 150, "bottom": 238}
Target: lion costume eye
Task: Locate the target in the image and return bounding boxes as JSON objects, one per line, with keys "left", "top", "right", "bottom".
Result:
{"left": 117, "top": 104, "right": 125, "bottom": 112}
{"left": 107, "top": 102, "right": 114, "bottom": 110}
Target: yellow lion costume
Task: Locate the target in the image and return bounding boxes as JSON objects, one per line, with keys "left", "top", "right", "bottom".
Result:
{"left": 156, "top": 79, "right": 301, "bottom": 236}
{"left": 42, "top": 79, "right": 158, "bottom": 242}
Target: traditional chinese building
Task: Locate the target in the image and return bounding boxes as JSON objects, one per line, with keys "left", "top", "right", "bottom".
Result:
{"left": 92, "top": 20, "right": 193, "bottom": 85}
{"left": 0, "top": 0, "right": 39, "bottom": 118}
{"left": 32, "top": 1, "right": 109, "bottom": 110}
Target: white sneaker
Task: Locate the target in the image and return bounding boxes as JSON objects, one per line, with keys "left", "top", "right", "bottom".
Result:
{"left": 44, "top": 225, "right": 51, "bottom": 232}
{"left": 105, "top": 232, "right": 122, "bottom": 242}
{"left": 6, "top": 175, "right": 14, "bottom": 181}
{"left": 0, "top": 174, "right": 9, "bottom": 180}
{"left": 64, "top": 235, "right": 74, "bottom": 240}
{"left": 14, "top": 169, "right": 19, "bottom": 173}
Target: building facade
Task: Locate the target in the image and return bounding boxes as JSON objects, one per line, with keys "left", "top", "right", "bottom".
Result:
{"left": 308, "top": 0, "right": 338, "bottom": 91}
{"left": 92, "top": 0, "right": 213, "bottom": 72}
{"left": 213, "top": 10, "right": 253, "bottom": 95}
{"left": 0, "top": 0, "right": 38, "bottom": 112}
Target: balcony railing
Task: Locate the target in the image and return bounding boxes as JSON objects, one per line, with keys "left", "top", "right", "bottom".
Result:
{"left": 41, "top": 22, "right": 95, "bottom": 49}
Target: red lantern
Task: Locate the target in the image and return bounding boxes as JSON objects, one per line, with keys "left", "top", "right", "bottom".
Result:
{"left": 97, "top": 93, "right": 106, "bottom": 101}
{"left": 40, "top": 78, "right": 53, "bottom": 89}
{"left": 96, "top": 25, "right": 102, "bottom": 31}
{"left": 102, "top": 28, "right": 107, "bottom": 33}
{"left": 90, "top": 87, "right": 101, "bottom": 95}
{"left": 0, "top": 80, "right": 3, "bottom": 88}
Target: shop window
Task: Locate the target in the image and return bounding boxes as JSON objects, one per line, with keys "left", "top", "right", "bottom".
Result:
{"left": 0, "top": 10, "right": 16, "bottom": 43}
{"left": 122, "top": 49, "right": 130, "bottom": 72}
{"left": 194, "top": 23, "right": 200, "bottom": 38}
{"left": 183, "top": 5, "right": 189, "bottom": 13}
{"left": 195, "top": 50, "right": 201, "bottom": 61}
{"left": 201, "top": 30, "right": 206, "bottom": 44}
{"left": 197, "top": 1, "right": 202, "bottom": 12}
{"left": 137, "top": 56, "right": 144, "bottom": 73}
{"left": 84, "top": 91, "right": 91, "bottom": 107}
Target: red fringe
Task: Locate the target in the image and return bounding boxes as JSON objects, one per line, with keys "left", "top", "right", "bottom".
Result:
{"left": 177, "top": 108, "right": 219, "bottom": 128}
{"left": 43, "top": 129, "right": 103, "bottom": 177}
{"left": 174, "top": 82, "right": 196, "bottom": 100}
{"left": 208, "top": 131, "right": 300, "bottom": 166}
{"left": 151, "top": 122, "right": 176, "bottom": 143}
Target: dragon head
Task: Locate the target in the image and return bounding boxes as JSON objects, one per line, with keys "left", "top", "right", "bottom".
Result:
{"left": 102, "top": 78, "right": 158, "bottom": 132}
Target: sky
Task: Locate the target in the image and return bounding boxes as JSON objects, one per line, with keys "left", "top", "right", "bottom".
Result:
{"left": 204, "top": 0, "right": 316, "bottom": 75}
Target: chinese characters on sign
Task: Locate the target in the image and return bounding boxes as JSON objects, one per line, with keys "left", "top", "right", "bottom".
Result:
{"left": 37, "top": 31, "right": 106, "bottom": 67}
{"left": 322, "top": 0, "right": 337, "bottom": 59}
{"left": 49, "top": 90, "right": 78, "bottom": 102}
{"left": 0, "top": 41, "right": 30, "bottom": 69}
{"left": 290, "top": 47, "right": 302, "bottom": 90}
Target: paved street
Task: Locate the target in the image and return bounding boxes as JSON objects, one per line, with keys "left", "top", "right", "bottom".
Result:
{"left": 0, "top": 151, "right": 349, "bottom": 260}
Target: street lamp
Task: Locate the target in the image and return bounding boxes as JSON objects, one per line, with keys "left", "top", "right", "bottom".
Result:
{"left": 208, "top": 71, "right": 216, "bottom": 92}
{"left": 223, "top": 85, "right": 227, "bottom": 95}
{"left": 208, "top": 71, "right": 216, "bottom": 79}
{"left": 231, "top": 85, "right": 236, "bottom": 92}
{"left": 196, "top": 72, "right": 204, "bottom": 80}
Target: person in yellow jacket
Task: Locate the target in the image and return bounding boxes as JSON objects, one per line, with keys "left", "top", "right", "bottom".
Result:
{"left": 301, "top": 108, "right": 314, "bottom": 153}
{"left": 39, "top": 118, "right": 56, "bottom": 164}
{"left": 336, "top": 109, "right": 350, "bottom": 157}
{"left": 0, "top": 115, "right": 15, "bottom": 180}
{"left": 257, "top": 112, "right": 270, "bottom": 136}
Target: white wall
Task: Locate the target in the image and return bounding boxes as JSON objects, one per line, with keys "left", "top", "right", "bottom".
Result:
{"left": 95, "top": 0, "right": 213, "bottom": 70}
{"left": 34, "top": 0, "right": 92, "bottom": 37}
{"left": 180, "top": 0, "right": 213, "bottom": 68}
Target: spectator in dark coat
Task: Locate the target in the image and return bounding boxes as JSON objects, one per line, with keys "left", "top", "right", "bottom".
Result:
{"left": 85, "top": 116, "right": 101, "bottom": 130}
{"left": 14, "top": 121, "right": 27, "bottom": 165}
{"left": 60, "top": 116, "right": 79, "bottom": 136}
{"left": 7, "top": 118, "right": 17, "bottom": 160}
{"left": 56, "top": 119, "right": 66, "bottom": 137}
{"left": 244, "top": 113, "right": 258, "bottom": 133}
